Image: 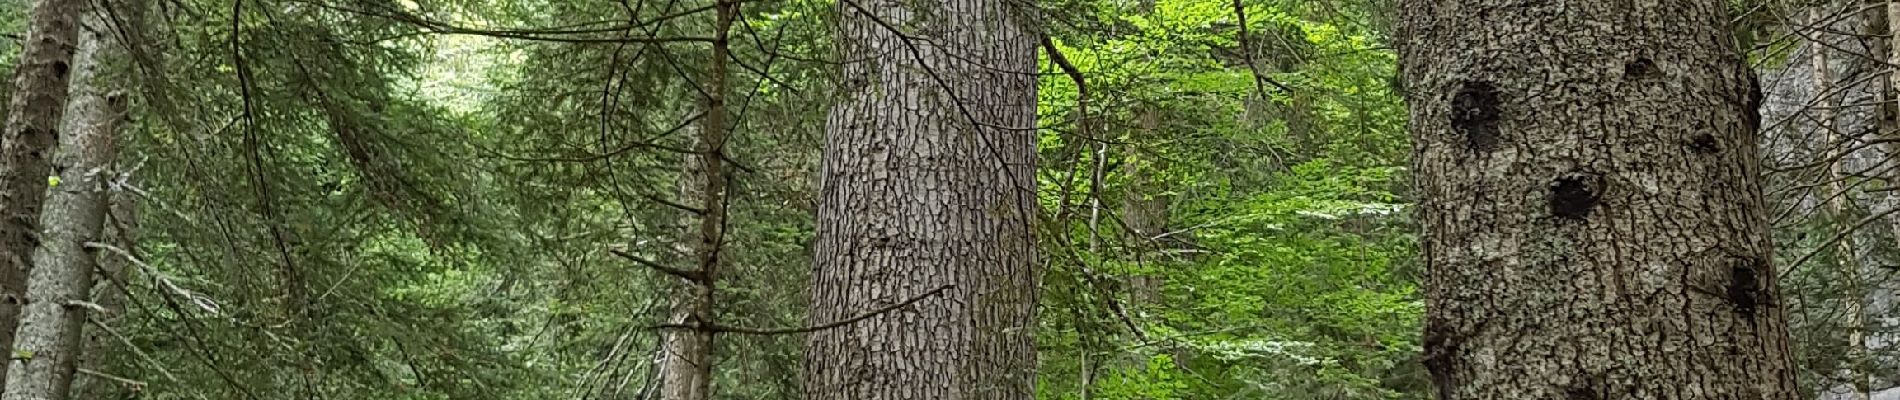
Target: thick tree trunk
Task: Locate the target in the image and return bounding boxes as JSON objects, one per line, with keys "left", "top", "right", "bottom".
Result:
{"left": 4, "top": 3, "right": 124, "bottom": 397}
{"left": 0, "top": 0, "right": 85, "bottom": 388}
{"left": 802, "top": 0, "right": 1040, "bottom": 396}
{"left": 1398, "top": 1, "right": 1802, "bottom": 399}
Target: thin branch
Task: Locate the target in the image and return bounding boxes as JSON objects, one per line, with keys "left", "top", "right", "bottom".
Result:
{"left": 653, "top": 284, "right": 955, "bottom": 335}
{"left": 1229, "top": 0, "right": 1293, "bottom": 96}
{"left": 300, "top": 0, "right": 721, "bottom": 44}
{"left": 642, "top": 193, "right": 707, "bottom": 215}
{"left": 1783, "top": 206, "right": 1900, "bottom": 280}
{"left": 609, "top": 248, "right": 707, "bottom": 284}
{"left": 78, "top": 368, "right": 149, "bottom": 391}
{"left": 87, "top": 317, "right": 186, "bottom": 396}
{"left": 488, "top": 112, "right": 706, "bottom": 163}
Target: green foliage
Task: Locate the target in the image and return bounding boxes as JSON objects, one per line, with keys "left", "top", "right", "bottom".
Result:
{"left": 49, "top": 0, "right": 1427, "bottom": 397}
{"left": 1031, "top": 0, "right": 1419, "bottom": 397}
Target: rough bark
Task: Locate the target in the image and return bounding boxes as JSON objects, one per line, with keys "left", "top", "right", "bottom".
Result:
{"left": 1397, "top": 1, "right": 1802, "bottom": 399}
{"left": 802, "top": 0, "right": 1040, "bottom": 396}
{"left": 0, "top": 0, "right": 85, "bottom": 388}
{"left": 4, "top": 3, "right": 124, "bottom": 397}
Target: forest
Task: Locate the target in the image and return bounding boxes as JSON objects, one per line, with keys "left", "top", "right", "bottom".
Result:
{"left": 0, "top": 0, "right": 1894, "bottom": 398}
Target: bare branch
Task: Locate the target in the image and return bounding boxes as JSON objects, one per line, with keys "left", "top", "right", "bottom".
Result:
{"left": 609, "top": 248, "right": 707, "bottom": 284}
{"left": 653, "top": 285, "right": 955, "bottom": 335}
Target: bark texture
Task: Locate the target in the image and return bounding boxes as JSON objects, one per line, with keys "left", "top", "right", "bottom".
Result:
{"left": 0, "top": 0, "right": 86, "bottom": 388}
{"left": 802, "top": 0, "right": 1040, "bottom": 396}
{"left": 1397, "top": 1, "right": 1801, "bottom": 399}
{"left": 4, "top": 3, "right": 124, "bottom": 397}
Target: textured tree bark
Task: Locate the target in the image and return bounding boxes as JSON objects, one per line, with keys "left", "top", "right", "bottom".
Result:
{"left": 802, "top": 0, "right": 1040, "bottom": 396}
{"left": 4, "top": 3, "right": 124, "bottom": 397}
{"left": 0, "top": 0, "right": 85, "bottom": 389}
{"left": 1397, "top": 1, "right": 1802, "bottom": 399}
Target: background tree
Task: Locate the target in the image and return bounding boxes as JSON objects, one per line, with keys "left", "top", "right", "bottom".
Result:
{"left": 2, "top": 0, "right": 135, "bottom": 397}
{"left": 0, "top": 0, "right": 85, "bottom": 388}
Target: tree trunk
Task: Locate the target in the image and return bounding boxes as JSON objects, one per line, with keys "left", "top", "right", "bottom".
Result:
{"left": 1811, "top": 7, "right": 1872, "bottom": 398}
{"left": 71, "top": 185, "right": 130, "bottom": 400}
{"left": 0, "top": 0, "right": 85, "bottom": 388}
{"left": 1397, "top": 1, "right": 1802, "bottom": 399}
{"left": 802, "top": 0, "right": 1041, "bottom": 396}
{"left": 658, "top": 1, "right": 736, "bottom": 398}
{"left": 4, "top": 2, "right": 124, "bottom": 397}
{"left": 656, "top": 133, "right": 710, "bottom": 400}
{"left": 1123, "top": 107, "right": 1167, "bottom": 306}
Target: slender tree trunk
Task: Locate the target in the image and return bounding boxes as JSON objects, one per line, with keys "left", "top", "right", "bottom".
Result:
{"left": 1811, "top": 7, "right": 1872, "bottom": 398}
{"left": 4, "top": 3, "right": 125, "bottom": 397}
{"left": 0, "top": 0, "right": 86, "bottom": 389}
{"left": 1398, "top": 1, "right": 1801, "bottom": 398}
{"left": 656, "top": 132, "right": 711, "bottom": 399}
{"left": 71, "top": 186, "right": 130, "bottom": 400}
{"left": 803, "top": 0, "right": 1041, "bottom": 396}
{"left": 658, "top": 1, "right": 736, "bottom": 398}
{"left": 74, "top": 1, "right": 142, "bottom": 396}
{"left": 1123, "top": 107, "right": 1168, "bottom": 306}
{"left": 657, "top": 149, "right": 710, "bottom": 400}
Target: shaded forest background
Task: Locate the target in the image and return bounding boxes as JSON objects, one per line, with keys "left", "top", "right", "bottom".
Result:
{"left": 0, "top": 0, "right": 1892, "bottom": 398}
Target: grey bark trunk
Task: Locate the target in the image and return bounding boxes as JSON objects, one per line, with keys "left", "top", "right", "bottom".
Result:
{"left": 0, "top": 0, "right": 85, "bottom": 389}
{"left": 1398, "top": 1, "right": 1802, "bottom": 398}
{"left": 657, "top": 135, "right": 710, "bottom": 400}
{"left": 4, "top": 3, "right": 124, "bottom": 397}
{"left": 70, "top": 185, "right": 130, "bottom": 400}
{"left": 658, "top": 2, "right": 735, "bottom": 398}
{"left": 802, "top": 0, "right": 1041, "bottom": 396}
